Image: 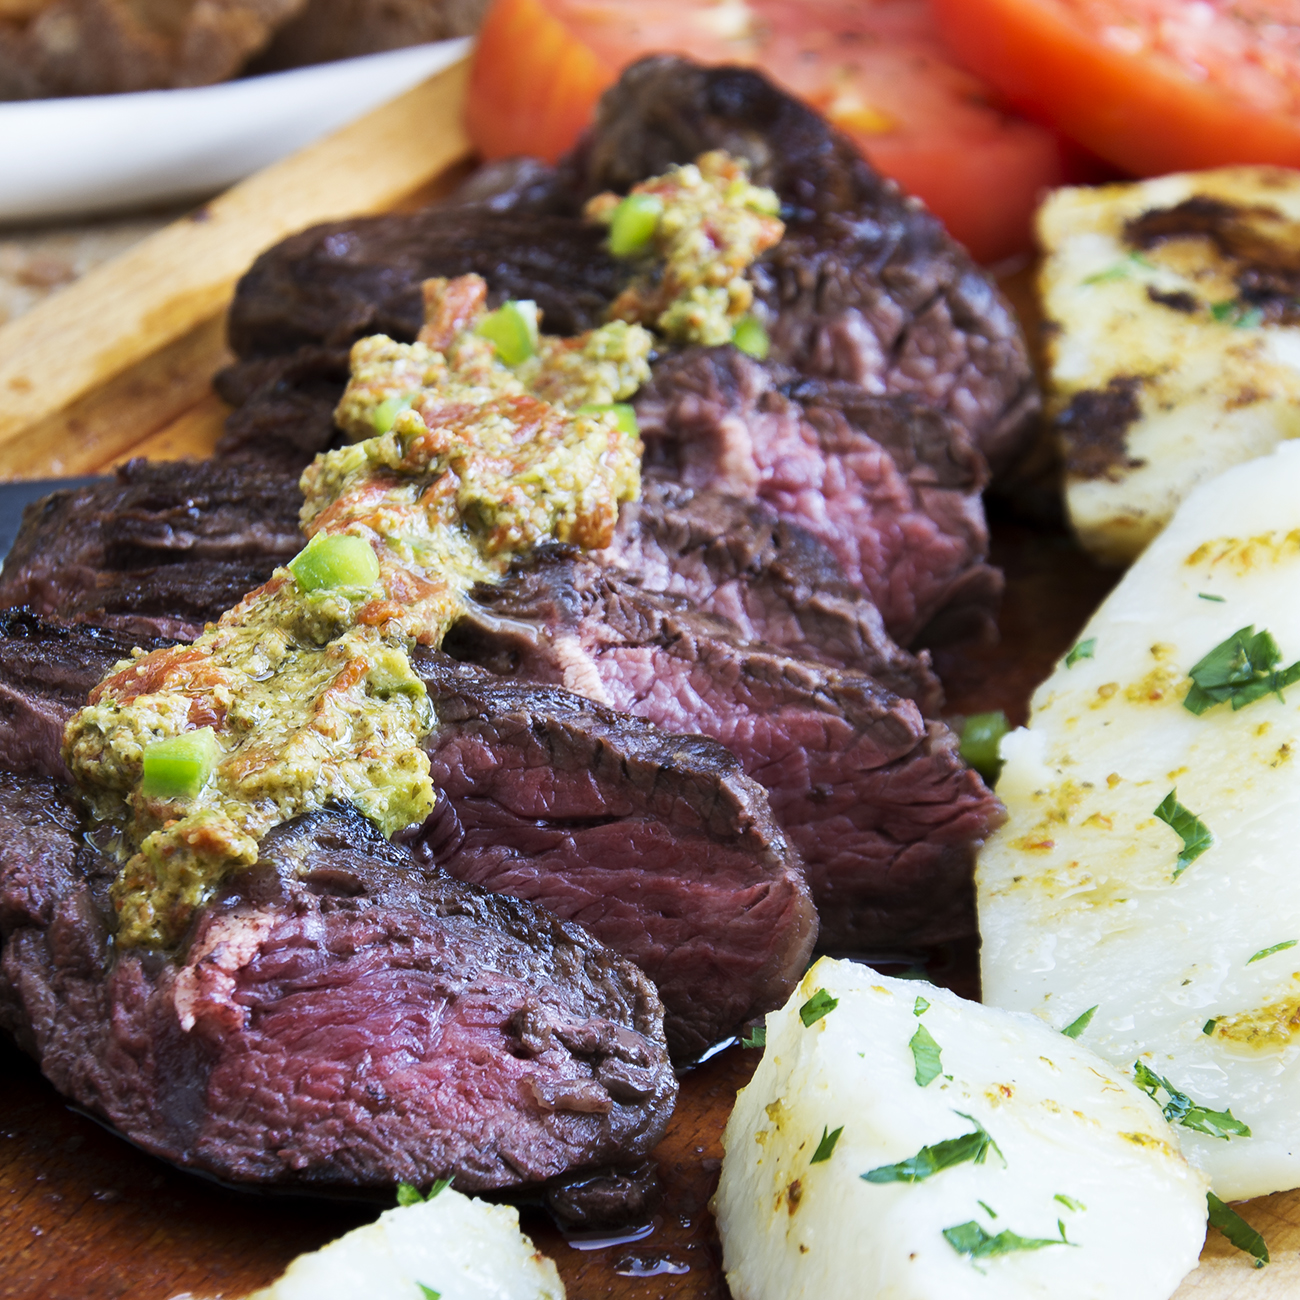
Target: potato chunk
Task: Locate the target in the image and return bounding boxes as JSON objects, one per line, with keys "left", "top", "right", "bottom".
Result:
{"left": 714, "top": 958, "right": 1207, "bottom": 1300}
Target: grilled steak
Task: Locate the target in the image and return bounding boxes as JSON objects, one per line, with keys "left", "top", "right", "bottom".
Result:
{"left": 0, "top": 782, "right": 676, "bottom": 1192}
{"left": 443, "top": 551, "right": 1001, "bottom": 955}
{"left": 0, "top": 611, "right": 815, "bottom": 1063}
{"left": 594, "top": 481, "right": 942, "bottom": 713}
{"left": 214, "top": 58, "right": 1036, "bottom": 479}
{"left": 635, "top": 348, "right": 1001, "bottom": 647}
{"left": 0, "top": 459, "right": 302, "bottom": 641}
{"left": 414, "top": 651, "right": 817, "bottom": 1062}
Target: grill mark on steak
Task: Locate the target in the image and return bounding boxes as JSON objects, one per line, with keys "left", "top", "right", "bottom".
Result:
{"left": 443, "top": 550, "right": 1002, "bottom": 954}
{"left": 0, "top": 780, "right": 677, "bottom": 1192}
{"left": 413, "top": 650, "right": 818, "bottom": 1063}
{"left": 214, "top": 57, "right": 1036, "bottom": 476}
{"left": 634, "top": 347, "right": 1000, "bottom": 647}
{"left": 0, "top": 460, "right": 303, "bottom": 641}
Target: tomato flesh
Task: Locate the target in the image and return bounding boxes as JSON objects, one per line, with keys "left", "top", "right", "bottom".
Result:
{"left": 931, "top": 0, "right": 1300, "bottom": 175}
{"left": 467, "top": 0, "right": 1072, "bottom": 263}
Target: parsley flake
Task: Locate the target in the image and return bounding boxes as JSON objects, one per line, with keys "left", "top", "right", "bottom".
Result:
{"left": 943, "top": 1218, "right": 1070, "bottom": 1262}
{"left": 978, "top": 1200, "right": 998, "bottom": 1219}
{"left": 862, "top": 1113, "right": 1003, "bottom": 1184}
{"left": 417, "top": 1287, "right": 441, "bottom": 1300}
{"left": 910, "top": 1023, "right": 943, "bottom": 1087}
{"left": 799, "top": 989, "right": 838, "bottom": 1027}
{"left": 1054, "top": 1194, "right": 1086, "bottom": 1212}
{"left": 1153, "top": 790, "right": 1213, "bottom": 877}
{"left": 1082, "top": 252, "right": 1154, "bottom": 285}
{"left": 1207, "top": 1191, "right": 1269, "bottom": 1268}
{"left": 913, "top": 996, "right": 930, "bottom": 1016}
{"left": 1197, "top": 592, "right": 1226, "bottom": 603}
{"left": 1183, "top": 625, "right": 1300, "bottom": 715}
{"left": 1203, "top": 1019, "right": 1218, "bottom": 1036}
{"left": 811, "top": 1125, "right": 844, "bottom": 1164}
{"left": 1248, "top": 940, "right": 1297, "bottom": 965}
{"left": 1060, "top": 1006, "right": 1097, "bottom": 1039}
{"left": 740, "top": 1024, "right": 766, "bottom": 1049}
{"left": 1133, "top": 1061, "right": 1250, "bottom": 1140}
{"left": 397, "top": 1178, "right": 451, "bottom": 1205}
{"left": 1210, "top": 300, "right": 1263, "bottom": 329}
{"left": 1065, "top": 637, "right": 1096, "bottom": 668}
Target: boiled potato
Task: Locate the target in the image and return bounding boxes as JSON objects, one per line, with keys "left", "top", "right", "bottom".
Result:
{"left": 249, "top": 1185, "right": 564, "bottom": 1300}
{"left": 714, "top": 958, "right": 1207, "bottom": 1300}
{"left": 981, "top": 439, "right": 1300, "bottom": 1199}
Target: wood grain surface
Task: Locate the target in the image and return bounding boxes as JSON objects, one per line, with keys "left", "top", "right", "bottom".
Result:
{"left": 1, "top": 58, "right": 1297, "bottom": 1300}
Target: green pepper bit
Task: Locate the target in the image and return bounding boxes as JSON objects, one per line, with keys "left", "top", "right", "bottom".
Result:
{"left": 141, "top": 727, "right": 221, "bottom": 801}
{"left": 731, "top": 315, "right": 770, "bottom": 360}
{"left": 576, "top": 402, "right": 640, "bottom": 436}
{"left": 289, "top": 533, "right": 381, "bottom": 592}
{"left": 475, "top": 299, "right": 539, "bottom": 366}
{"left": 959, "top": 711, "right": 1009, "bottom": 782}
{"left": 608, "top": 193, "right": 663, "bottom": 257}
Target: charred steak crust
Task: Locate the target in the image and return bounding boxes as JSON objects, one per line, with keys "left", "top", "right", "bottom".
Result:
{"left": 0, "top": 459, "right": 303, "bottom": 642}
{"left": 215, "top": 57, "right": 1036, "bottom": 477}
{"left": 444, "top": 549, "right": 1002, "bottom": 953}
{"left": 414, "top": 650, "right": 818, "bottom": 1063}
{"left": 0, "top": 783, "right": 677, "bottom": 1192}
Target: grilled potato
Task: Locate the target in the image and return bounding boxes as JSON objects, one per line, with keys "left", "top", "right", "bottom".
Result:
{"left": 1038, "top": 166, "right": 1300, "bottom": 565}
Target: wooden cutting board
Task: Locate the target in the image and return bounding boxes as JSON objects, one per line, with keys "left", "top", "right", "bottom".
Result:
{"left": 0, "top": 51, "right": 1296, "bottom": 1300}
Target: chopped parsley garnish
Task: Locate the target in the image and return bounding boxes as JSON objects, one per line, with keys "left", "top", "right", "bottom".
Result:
{"left": 1210, "top": 300, "right": 1264, "bottom": 329}
{"left": 910, "top": 1023, "right": 943, "bottom": 1087}
{"left": 959, "top": 710, "right": 1009, "bottom": 781}
{"left": 799, "top": 989, "right": 839, "bottom": 1027}
{"left": 978, "top": 1200, "right": 998, "bottom": 1219}
{"left": 397, "top": 1178, "right": 451, "bottom": 1205}
{"left": 913, "top": 996, "right": 930, "bottom": 1016}
{"left": 1082, "top": 252, "right": 1154, "bottom": 285}
{"left": 943, "top": 1218, "right": 1070, "bottom": 1262}
{"left": 417, "top": 1287, "right": 441, "bottom": 1300}
{"left": 811, "top": 1125, "right": 844, "bottom": 1164}
{"left": 1054, "top": 1194, "right": 1086, "bottom": 1212}
{"left": 1247, "top": 940, "right": 1297, "bottom": 965}
{"left": 862, "top": 1112, "right": 1003, "bottom": 1183}
{"left": 1153, "top": 790, "right": 1213, "bottom": 877}
{"left": 1183, "top": 625, "right": 1300, "bottom": 715}
{"left": 1065, "top": 637, "right": 1096, "bottom": 668}
{"left": 1207, "top": 1191, "right": 1269, "bottom": 1268}
{"left": 1198, "top": 592, "right": 1226, "bottom": 602}
{"left": 1203, "top": 1019, "right": 1218, "bottom": 1036}
{"left": 740, "top": 1024, "right": 766, "bottom": 1049}
{"left": 1060, "top": 1006, "right": 1097, "bottom": 1039}
{"left": 1133, "top": 1061, "right": 1251, "bottom": 1140}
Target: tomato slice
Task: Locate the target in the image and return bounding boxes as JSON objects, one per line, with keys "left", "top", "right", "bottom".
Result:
{"left": 466, "top": 0, "right": 1072, "bottom": 263}
{"left": 931, "top": 0, "right": 1300, "bottom": 176}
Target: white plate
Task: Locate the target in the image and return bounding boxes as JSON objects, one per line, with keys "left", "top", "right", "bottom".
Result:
{"left": 0, "top": 38, "right": 471, "bottom": 223}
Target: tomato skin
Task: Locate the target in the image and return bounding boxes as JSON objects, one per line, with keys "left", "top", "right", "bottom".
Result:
{"left": 465, "top": 0, "right": 1071, "bottom": 263}
{"left": 931, "top": 0, "right": 1300, "bottom": 176}
{"left": 465, "top": 0, "right": 613, "bottom": 164}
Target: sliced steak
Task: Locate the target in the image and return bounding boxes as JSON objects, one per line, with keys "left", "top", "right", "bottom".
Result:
{"left": 0, "top": 783, "right": 677, "bottom": 1193}
{"left": 413, "top": 651, "right": 817, "bottom": 1062}
{"left": 444, "top": 552, "right": 1002, "bottom": 956}
{"left": 635, "top": 347, "right": 1001, "bottom": 647}
{"left": 0, "top": 610, "right": 173, "bottom": 783}
{"left": 0, "top": 459, "right": 302, "bottom": 641}
{"left": 215, "top": 58, "right": 1036, "bottom": 475}
{"left": 593, "top": 481, "right": 942, "bottom": 714}
{"left": 570, "top": 56, "right": 1039, "bottom": 473}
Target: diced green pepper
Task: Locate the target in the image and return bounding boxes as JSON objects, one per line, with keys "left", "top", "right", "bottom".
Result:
{"left": 475, "top": 300, "right": 539, "bottom": 366}
{"left": 371, "top": 393, "right": 414, "bottom": 434}
{"left": 731, "top": 315, "right": 770, "bottom": 360}
{"left": 960, "top": 710, "right": 1010, "bottom": 782}
{"left": 142, "top": 727, "right": 220, "bottom": 801}
{"left": 608, "top": 193, "right": 663, "bottom": 257}
{"left": 576, "top": 402, "right": 640, "bottom": 436}
{"left": 289, "top": 534, "right": 381, "bottom": 592}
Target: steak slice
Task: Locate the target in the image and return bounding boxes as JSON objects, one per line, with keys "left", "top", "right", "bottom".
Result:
{"left": 570, "top": 56, "right": 1039, "bottom": 474}
{"left": 0, "top": 783, "right": 677, "bottom": 1193}
{"left": 413, "top": 651, "right": 817, "bottom": 1062}
{"left": 635, "top": 347, "right": 1001, "bottom": 647}
{"left": 443, "top": 552, "right": 1002, "bottom": 956}
{"left": 0, "top": 459, "right": 303, "bottom": 642}
{"left": 592, "top": 481, "right": 942, "bottom": 715}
